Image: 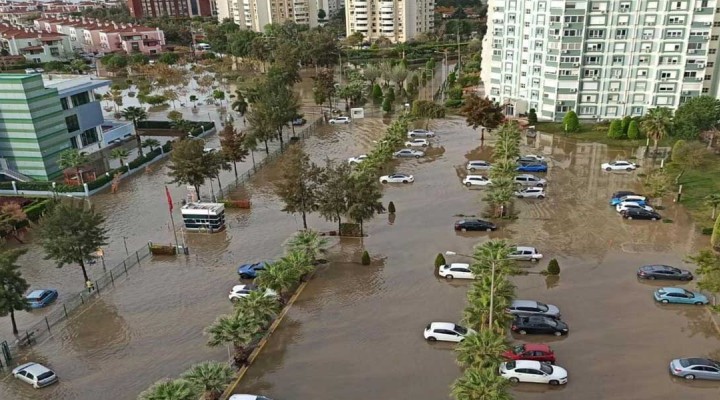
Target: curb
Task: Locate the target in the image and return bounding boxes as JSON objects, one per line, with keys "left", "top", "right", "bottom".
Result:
{"left": 219, "top": 273, "right": 314, "bottom": 400}
{"left": 707, "top": 308, "right": 720, "bottom": 337}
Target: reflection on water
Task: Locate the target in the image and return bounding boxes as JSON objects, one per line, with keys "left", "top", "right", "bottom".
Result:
{"left": 61, "top": 299, "right": 130, "bottom": 361}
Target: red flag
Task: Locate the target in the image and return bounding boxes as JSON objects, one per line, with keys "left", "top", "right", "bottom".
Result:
{"left": 165, "top": 186, "right": 173, "bottom": 212}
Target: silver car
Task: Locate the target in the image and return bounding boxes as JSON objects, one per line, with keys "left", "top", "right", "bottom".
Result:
{"left": 670, "top": 358, "right": 720, "bottom": 380}
{"left": 466, "top": 160, "right": 492, "bottom": 171}
{"left": 407, "top": 129, "right": 435, "bottom": 138}
{"left": 12, "top": 362, "right": 58, "bottom": 388}
{"left": 515, "top": 174, "right": 546, "bottom": 187}
{"left": 515, "top": 187, "right": 546, "bottom": 199}
{"left": 394, "top": 149, "right": 425, "bottom": 158}
{"left": 508, "top": 246, "right": 543, "bottom": 262}
{"left": 506, "top": 300, "right": 561, "bottom": 318}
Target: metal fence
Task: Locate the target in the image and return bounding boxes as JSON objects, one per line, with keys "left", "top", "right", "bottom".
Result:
{"left": 0, "top": 245, "right": 151, "bottom": 365}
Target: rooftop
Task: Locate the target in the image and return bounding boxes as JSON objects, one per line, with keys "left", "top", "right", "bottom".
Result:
{"left": 42, "top": 75, "right": 110, "bottom": 96}
{"left": 181, "top": 202, "right": 225, "bottom": 215}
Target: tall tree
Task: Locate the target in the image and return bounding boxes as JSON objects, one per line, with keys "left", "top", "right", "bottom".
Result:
{"left": 673, "top": 96, "right": 720, "bottom": 139}
{"left": 455, "top": 330, "right": 509, "bottom": 370}
{"left": 180, "top": 362, "right": 234, "bottom": 400}
{"left": 275, "top": 147, "right": 322, "bottom": 230}
{"left": 686, "top": 250, "right": 720, "bottom": 293}
{"left": 38, "top": 202, "right": 109, "bottom": 284}
{"left": 562, "top": 110, "right": 580, "bottom": 133}
{"left": 411, "top": 100, "right": 446, "bottom": 129}
{"left": 138, "top": 379, "right": 198, "bottom": 400}
{"left": 347, "top": 172, "right": 383, "bottom": 237}
{"left": 219, "top": 125, "right": 249, "bottom": 179}
{"left": 254, "top": 261, "right": 298, "bottom": 300}
{"left": 451, "top": 367, "right": 512, "bottom": 400}
{"left": 285, "top": 230, "right": 328, "bottom": 263}
{"left": 121, "top": 106, "right": 148, "bottom": 156}
{"left": 0, "top": 248, "right": 30, "bottom": 335}
{"left": 167, "top": 139, "right": 209, "bottom": 199}
{"left": 142, "top": 138, "right": 161, "bottom": 152}
{"left": 0, "top": 202, "right": 27, "bottom": 243}
{"left": 640, "top": 107, "right": 673, "bottom": 153}
{"left": 704, "top": 194, "right": 720, "bottom": 220}
{"left": 316, "top": 159, "right": 352, "bottom": 232}
{"left": 313, "top": 68, "right": 336, "bottom": 110}
{"left": 110, "top": 148, "right": 130, "bottom": 167}
{"left": 232, "top": 290, "right": 280, "bottom": 323}
{"left": 460, "top": 94, "right": 504, "bottom": 140}
{"left": 58, "top": 149, "right": 90, "bottom": 185}
{"left": 205, "top": 310, "right": 263, "bottom": 367}
{"left": 231, "top": 91, "right": 248, "bottom": 115}
{"left": 670, "top": 141, "right": 708, "bottom": 184}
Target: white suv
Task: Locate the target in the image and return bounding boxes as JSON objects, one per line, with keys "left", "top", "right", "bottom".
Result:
{"left": 463, "top": 175, "right": 491, "bottom": 187}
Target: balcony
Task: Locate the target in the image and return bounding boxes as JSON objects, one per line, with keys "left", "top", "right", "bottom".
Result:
{"left": 100, "top": 120, "right": 135, "bottom": 146}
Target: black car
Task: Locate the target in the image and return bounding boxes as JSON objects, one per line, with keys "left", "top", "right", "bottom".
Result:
{"left": 511, "top": 315, "right": 568, "bottom": 336}
{"left": 637, "top": 265, "right": 693, "bottom": 281}
{"left": 621, "top": 208, "right": 661, "bottom": 220}
{"left": 612, "top": 190, "right": 636, "bottom": 199}
{"left": 454, "top": 219, "right": 497, "bottom": 232}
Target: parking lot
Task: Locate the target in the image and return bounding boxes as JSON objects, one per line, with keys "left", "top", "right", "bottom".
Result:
{"left": 236, "top": 117, "right": 720, "bottom": 400}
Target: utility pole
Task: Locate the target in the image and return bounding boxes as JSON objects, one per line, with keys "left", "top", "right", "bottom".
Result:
{"left": 456, "top": 24, "right": 461, "bottom": 78}
{"left": 442, "top": 50, "right": 448, "bottom": 102}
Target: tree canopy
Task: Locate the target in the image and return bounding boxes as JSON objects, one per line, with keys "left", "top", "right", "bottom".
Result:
{"left": 167, "top": 139, "right": 210, "bottom": 199}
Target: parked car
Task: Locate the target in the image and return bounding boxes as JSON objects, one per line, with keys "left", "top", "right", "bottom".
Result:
{"left": 407, "top": 129, "right": 435, "bottom": 138}
{"left": 229, "top": 284, "right": 277, "bottom": 301}
{"left": 654, "top": 287, "right": 709, "bottom": 305}
{"left": 637, "top": 265, "right": 693, "bottom": 281}
{"left": 514, "top": 174, "right": 546, "bottom": 187}
{"left": 438, "top": 263, "right": 474, "bottom": 280}
{"left": 602, "top": 160, "right": 638, "bottom": 171}
{"left": 669, "top": 358, "right": 720, "bottom": 381}
{"left": 515, "top": 187, "right": 546, "bottom": 199}
{"left": 466, "top": 160, "right": 492, "bottom": 171}
{"left": 11, "top": 362, "right": 58, "bottom": 388}
{"left": 611, "top": 190, "right": 636, "bottom": 200}
{"left": 328, "top": 116, "right": 350, "bottom": 124}
{"left": 502, "top": 343, "right": 556, "bottom": 363}
{"left": 292, "top": 117, "right": 307, "bottom": 126}
{"left": 610, "top": 194, "right": 647, "bottom": 206}
{"left": 508, "top": 247, "right": 543, "bottom": 262}
{"left": 237, "top": 261, "right": 271, "bottom": 279}
{"left": 380, "top": 173, "right": 414, "bottom": 184}
{"left": 393, "top": 149, "right": 425, "bottom": 158}
{"left": 463, "top": 175, "right": 491, "bottom": 187}
{"left": 506, "top": 300, "right": 560, "bottom": 318}
{"left": 518, "top": 154, "right": 546, "bottom": 162}
{"left": 25, "top": 289, "right": 58, "bottom": 309}
{"left": 511, "top": 315, "right": 569, "bottom": 336}
{"left": 621, "top": 208, "right": 661, "bottom": 220}
{"left": 499, "top": 360, "right": 568, "bottom": 385}
{"left": 348, "top": 155, "right": 368, "bottom": 164}
{"left": 616, "top": 201, "right": 654, "bottom": 213}
{"left": 229, "top": 395, "right": 274, "bottom": 400}
{"left": 423, "top": 322, "right": 475, "bottom": 342}
{"left": 404, "top": 138, "right": 429, "bottom": 147}
{"left": 454, "top": 219, "right": 497, "bottom": 232}
{"left": 517, "top": 163, "right": 548, "bottom": 172}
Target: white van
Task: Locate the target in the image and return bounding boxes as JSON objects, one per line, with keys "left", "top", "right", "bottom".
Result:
{"left": 196, "top": 43, "right": 211, "bottom": 51}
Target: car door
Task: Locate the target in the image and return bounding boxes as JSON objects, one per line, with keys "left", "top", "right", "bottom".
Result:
{"left": 24, "top": 371, "right": 35, "bottom": 386}
{"left": 513, "top": 368, "right": 531, "bottom": 382}
{"left": 701, "top": 365, "right": 720, "bottom": 380}
{"left": 456, "top": 267, "right": 473, "bottom": 279}
{"left": 526, "top": 368, "right": 547, "bottom": 383}
{"left": 656, "top": 270, "right": 673, "bottom": 280}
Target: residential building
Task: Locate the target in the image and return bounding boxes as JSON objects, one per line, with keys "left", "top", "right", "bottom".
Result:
{"left": 0, "top": 24, "right": 73, "bottom": 63}
{"left": 345, "top": 0, "right": 435, "bottom": 43}
{"left": 126, "top": 0, "right": 215, "bottom": 18}
{"left": 0, "top": 74, "right": 133, "bottom": 180}
{"left": 217, "top": 0, "right": 318, "bottom": 32}
{"left": 481, "top": 0, "right": 720, "bottom": 122}
{"left": 316, "top": 0, "right": 344, "bottom": 17}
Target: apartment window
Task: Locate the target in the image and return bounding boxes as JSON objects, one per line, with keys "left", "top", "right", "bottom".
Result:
{"left": 588, "top": 29, "right": 604, "bottom": 38}
{"left": 612, "top": 56, "right": 624, "bottom": 64}
{"left": 50, "top": 47, "right": 60, "bottom": 56}
{"left": 661, "top": 72, "right": 672, "bottom": 79}
{"left": 713, "top": 36, "right": 719, "bottom": 41}
{"left": 702, "top": 88, "right": 710, "bottom": 93}
{"left": 666, "top": 31, "right": 682, "bottom": 38}
{"left": 684, "top": 71, "right": 698, "bottom": 77}
{"left": 705, "top": 74, "right": 713, "bottom": 80}
{"left": 563, "top": 29, "right": 577, "bottom": 36}
{"left": 70, "top": 92, "right": 90, "bottom": 107}
{"left": 579, "top": 106, "right": 596, "bottom": 114}
{"left": 668, "top": 16, "right": 683, "bottom": 24}
{"left": 80, "top": 128, "right": 99, "bottom": 147}
{"left": 708, "top": 62, "right": 715, "bottom": 67}
{"left": 710, "top": 49, "right": 717, "bottom": 54}
{"left": 658, "top": 84, "right": 675, "bottom": 92}
{"left": 60, "top": 97, "right": 69, "bottom": 110}
{"left": 632, "top": 107, "right": 643, "bottom": 115}
{"left": 619, "top": 2, "right": 630, "bottom": 11}
{"left": 65, "top": 115, "right": 80, "bottom": 132}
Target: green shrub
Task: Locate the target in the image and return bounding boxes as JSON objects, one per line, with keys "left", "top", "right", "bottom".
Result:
{"left": 671, "top": 140, "right": 687, "bottom": 162}
{"left": 562, "top": 111, "right": 580, "bottom": 133}
{"left": 528, "top": 108, "right": 538, "bottom": 124}
{"left": 627, "top": 120, "right": 640, "bottom": 139}
{"left": 712, "top": 214, "right": 720, "bottom": 250}
{"left": 0, "top": 182, "right": 14, "bottom": 190}
{"left": 86, "top": 174, "right": 113, "bottom": 190}
{"left": 607, "top": 120, "right": 623, "bottom": 139}
{"left": 621, "top": 116, "right": 632, "bottom": 137}
{"left": 546, "top": 258, "right": 560, "bottom": 275}
{"left": 448, "top": 86, "right": 463, "bottom": 100}
{"left": 701, "top": 227, "right": 714, "bottom": 235}
{"left": 445, "top": 99, "right": 463, "bottom": 108}
{"left": 388, "top": 201, "right": 396, "bottom": 213}
{"left": 23, "top": 199, "right": 53, "bottom": 222}
{"left": 434, "top": 253, "right": 446, "bottom": 268}
{"left": 361, "top": 250, "right": 371, "bottom": 265}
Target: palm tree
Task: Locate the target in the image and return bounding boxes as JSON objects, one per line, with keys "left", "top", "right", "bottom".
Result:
{"left": 138, "top": 378, "right": 198, "bottom": 400}
{"left": 142, "top": 138, "right": 161, "bottom": 152}
{"left": 640, "top": 107, "right": 673, "bottom": 153}
{"left": 285, "top": 230, "right": 328, "bottom": 263}
{"left": 471, "top": 240, "right": 517, "bottom": 277}
{"left": 484, "top": 176, "right": 515, "bottom": 217}
{"left": 57, "top": 149, "right": 90, "bottom": 185}
{"left": 451, "top": 367, "right": 512, "bottom": 400}
{"left": 232, "top": 290, "right": 280, "bottom": 325}
{"left": 180, "top": 362, "right": 234, "bottom": 400}
{"left": 455, "top": 330, "right": 509, "bottom": 369}
{"left": 705, "top": 194, "right": 720, "bottom": 220}
{"left": 254, "top": 261, "right": 298, "bottom": 301}
{"left": 282, "top": 250, "right": 315, "bottom": 281}
{"left": 231, "top": 91, "right": 248, "bottom": 115}
{"left": 492, "top": 139, "right": 519, "bottom": 162}
{"left": 109, "top": 148, "right": 130, "bottom": 167}
{"left": 463, "top": 285, "right": 512, "bottom": 333}
{"left": 121, "top": 106, "right": 148, "bottom": 156}
{"left": 488, "top": 159, "right": 517, "bottom": 179}
{"left": 205, "top": 311, "right": 263, "bottom": 367}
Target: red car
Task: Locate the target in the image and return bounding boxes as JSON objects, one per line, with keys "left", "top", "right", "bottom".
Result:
{"left": 502, "top": 343, "right": 556, "bottom": 363}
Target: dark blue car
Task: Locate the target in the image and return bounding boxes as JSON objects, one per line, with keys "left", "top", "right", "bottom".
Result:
{"left": 237, "top": 261, "right": 271, "bottom": 279}
{"left": 517, "top": 163, "right": 548, "bottom": 172}
{"left": 25, "top": 289, "right": 58, "bottom": 309}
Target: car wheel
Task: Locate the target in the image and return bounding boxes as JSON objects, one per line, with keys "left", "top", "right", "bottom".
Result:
{"left": 469, "top": 168, "right": 476, "bottom": 171}
{"left": 403, "top": 180, "right": 408, "bottom": 183}
{"left": 531, "top": 258, "right": 539, "bottom": 263}
{"left": 486, "top": 228, "right": 492, "bottom": 232}
{"left": 415, "top": 155, "right": 421, "bottom": 158}
{"left": 626, "top": 167, "right": 632, "bottom": 171}
{"left": 627, "top": 216, "right": 633, "bottom": 220}
{"left": 684, "top": 374, "right": 695, "bottom": 380}
{"left": 517, "top": 195, "right": 523, "bottom": 198}
{"left": 427, "top": 336, "right": 437, "bottom": 342}
{"left": 518, "top": 330, "right": 527, "bottom": 335}
{"left": 445, "top": 275, "right": 454, "bottom": 280}
{"left": 230, "top": 297, "right": 239, "bottom": 303}
{"left": 240, "top": 274, "right": 249, "bottom": 279}
{"left": 381, "top": 180, "right": 388, "bottom": 184}
{"left": 509, "top": 377, "right": 520, "bottom": 383}
{"left": 661, "top": 299, "right": 669, "bottom": 304}
{"left": 461, "top": 228, "right": 467, "bottom": 232}
{"left": 537, "top": 183, "right": 544, "bottom": 187}
{"left": 648, "top": 276, "right": 656, "bottom": 280}
{"left": 422, "top": 144, "right": 428, "bottom": 147}
{"left": 465, "top": 182, "right": 472, "bottom": 187}
{"left": 538, "top": 195, "right": 545, "bottom": 199}
{"left": 410, "top": 133, "right": 416, "bottom": 137}
{"left": 605, "top": 167, "right": 612, "bottom": 171}
{"left": 554, "top": 331, "right": 563, "bottom": 336}
{"left": 549, "top": 380, "right": 560, "bottom": 386}
{"left": 651, "top": 217, "right": 658, "bottom": 221}
{"left": 695, "top": 302, "right": 704, "bottom": 305}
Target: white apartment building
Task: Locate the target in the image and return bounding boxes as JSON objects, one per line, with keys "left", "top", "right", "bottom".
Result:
{"left": 317, "top": 0, "right": 345, "bottom": 17}
{"left": 481, "top": 0, "right": 720, "bottom": 122}
{"left": 345, "top": 0, "right": 435, "bottom": 43}
{"left": 217, "top": 0, "right": 318, "bottom": 31}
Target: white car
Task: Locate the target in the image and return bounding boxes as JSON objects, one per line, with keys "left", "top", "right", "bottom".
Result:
{"left": 407, "top": 129, "right": 435, "bottom": 138}
{"left": 499, "top": 360, "right": 568, "bottom": 385}
{"left": 519, "top": 154, "right": 546, "bottom": 162}
{"left": 394, "top": 149, "right": 425, "bottom": 158}
{"left": 348, "top": 154, "right": 368, "bottom": 164}
{"left": 438, "top": 263, "right": 475, "bottom": 280}
{"left": 463, "top": 175, "right": 492, "bottom": 187}
{"left": 514, "top": 174, "right": 546, "bottom": 187}
{"left": 328, "top": 116, "right": 350, "bottom": 124}
{"left": 423, "top": 322, "right": 475, "bottom": 342}
{"left": 508, "top": 246, "right": 543, "bottom": 262}
{"left": 404, "top": 138, "right": 429, "bottom": 147}
{"left": 12, "top": 362, "right": 58, "bottom": 388}
{"left": 515, "top": 187, "right": 546, "bottom": 199}
{"left": 229, "top": 396, "right": 274, "bottom": 400}
{"left": 466, "top": 160, "right": 492, "bottom": 171}
{"left": 601, "top": 160, "right": 638, "bottom": 171}
{"left": 616, "top": 201, "right": 654, "bottom": 213}
{"left": 380, "top": 173, "right": 414, "bottom": 184}
{"left": 229, "top": 284, "right": 277, "bottom": 301}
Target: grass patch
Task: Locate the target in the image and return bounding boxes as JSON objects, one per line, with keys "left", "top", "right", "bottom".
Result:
{"left": 535, "top": 122, "right": 675, "bottom": 148}
{"left": 666, "top": 157, "right": 720, "bottom": 229}
{"left": 662, "top": 219, "right": 673, "bottom": 223}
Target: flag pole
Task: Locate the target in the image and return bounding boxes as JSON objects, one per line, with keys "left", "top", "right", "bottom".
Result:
{"left": 166, "top": 186, "right": 181, "bottom": 254}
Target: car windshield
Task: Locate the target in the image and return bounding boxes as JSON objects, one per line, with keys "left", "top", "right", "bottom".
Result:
{"left": 684, "top": 290, "right": 694, "bottom": 298}
{"left": 37, "top": 371, "right": 54, "bottom": 380}
{"left": 539, "top": 364, "right": 553, "bottom": 374}
{"left": 544, "top": 318, "right": 557, "bottom": 327}
{"left": 536, "top": 302, "right": 549, "bottom": 311}
{"left": 513, "top": 345, "right": 525, "bottom": 354}
{"left": 454, "top": 325, "right": 468, "bottom": 334}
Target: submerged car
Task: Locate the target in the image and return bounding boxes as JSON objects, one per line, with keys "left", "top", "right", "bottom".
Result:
{"left": 229, "top": 284, "right": 277, "bottom": 301}
{"left": 515, "top": 187, "right": 546, "bottom": 199}
{"left": 616, "top": 201, "right": 654, "bottom": 213}
{"left": 229, "top": 396, "right": 274, "bottom": 400}
{"left": 25, "top": 289, "right": 58, "bottom": 309}
{"left": 463, "top": 175, "right": 491, "bottom": 187}
{"left": 610, "top": 194, "right": 647, "bottom": 206}
{"left": 518, "top": 154, "right": 546, "bottom": 162}
{"left": 517, "top": 163, "right": 548, "bottom": 172}
{"left": 602, "top": 160, "right": 638, "bottom": 171}
{"left": 514, "top": 174, "right": 546, "bottom": 187}
{"left": 347, "top": 155, "right": 368, "bottom": 164}
{"left": 466, "top": 160, "right": 492, "bottom": 171}
{"left": 637, "top": 265, "right": 693, "bottom": 281}
{"left": 12, "top": 362, "right": 58, "bottom": 388}
{"left": 511, "top": 315, "right": 569, "bottom": 336}
{"left": 407, "top": 129, "right": 435, "bottom": 138}
{"left": 404, "top": 138, "right": 429, "bottom": 147}
{"left": 621, "top": 208, "right": 661, "bottom": 220}
{"left": 506, "top": 299, "right": 560, "bottom": 318}
{"left": 654, "top": 287, "right": 708, "bottom": 305}
{"left": 454, "top": 219, "right": 497, "bottom": 232}
{"left": 393, "top": 149, "right": 425, "bottom": 158}
{"left": 508, "top": 247, "right": 543, "bottom": 262}
{"left": 423, "top": 322, "right": 475, "bottom": 342}
{"left": 328, "top": 116, "right": 350, "bottom": 124}
{"left": 438, "top": 263, "right": 474, "bottom": 280}
{"left": 237, "top": 261, "right": 271, "bottom": 279}
{"left": 499, "top": 360, "right": 568, "bottom": 385}
{"left": 379, "top": 173, "right": 414, "bottom": 184}
{"left": 669, "top": 358, "right": 720, "bottom": 381}
{"left": 502, "top": 343, "right": 556, "bottom": 363}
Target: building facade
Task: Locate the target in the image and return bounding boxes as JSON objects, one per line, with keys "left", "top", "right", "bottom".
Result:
{"left": 0, "top": 74, "right": 132, "bottom": 180}
{"left": 0, "top": 24, "right": 73, "bottom": 63}
{"left": 345, "top": 0, "right": 434, "bottom": 43}
{"left": 317, "top": 0, "right": 345, "bottom": 17}
{"left": 126, "top": 0, "right": 215, "bottom": 18}
{"left": 481, "top": 0, "right": 720, "bottom": 122}
{"left": 217, "top": 0, "right": 318, "bottom": 32}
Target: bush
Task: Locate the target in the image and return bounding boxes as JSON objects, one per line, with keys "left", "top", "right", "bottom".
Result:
{"left": 434, "top": 253, "right": 446, "bottom": 268}
{"left": 607, "top": 120, "right": 623, "bottom": 139}
{"left": 627, "top": 120, "right": 640, "bottom": 139}
{"left": 701, "top": 227, "right": 714, "bottom": 235}
{"left": 86, "top": 174, "right": 113, "bottom": 190}
{"left": 546, "top": 258, "right": 560, "bottom": 275}
{"left": 372, "top": 84, "right": 383, "bottom": 103}
{"left": 562, "top": 111, "right": 580, "bottom": 133}
{"left": 23, "top": 199, "right": 53, "bottom": 222}
{"left": 712, "top": 214, "right": 720, "bottom": 250}
{"left": 361, "top": 250, "right": 371, "bottom": 265}
{"left": 388, "top": 201, "right": 396, "bottom": 213}
{"left": 621, "top": 116, "right": 632, "bottom": 137}
{"left": 671, "top": 140, "right": 687, "bottom": 162}
{"left": 528, "top": 108, "right": 538, "bottom": 124}
{"left": 445, "top": 99, "right": 463, "bottom": 108}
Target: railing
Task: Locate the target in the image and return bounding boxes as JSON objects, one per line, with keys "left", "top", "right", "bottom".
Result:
{"left": 0, "top": 168, "right": 32, "bottom": 182}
